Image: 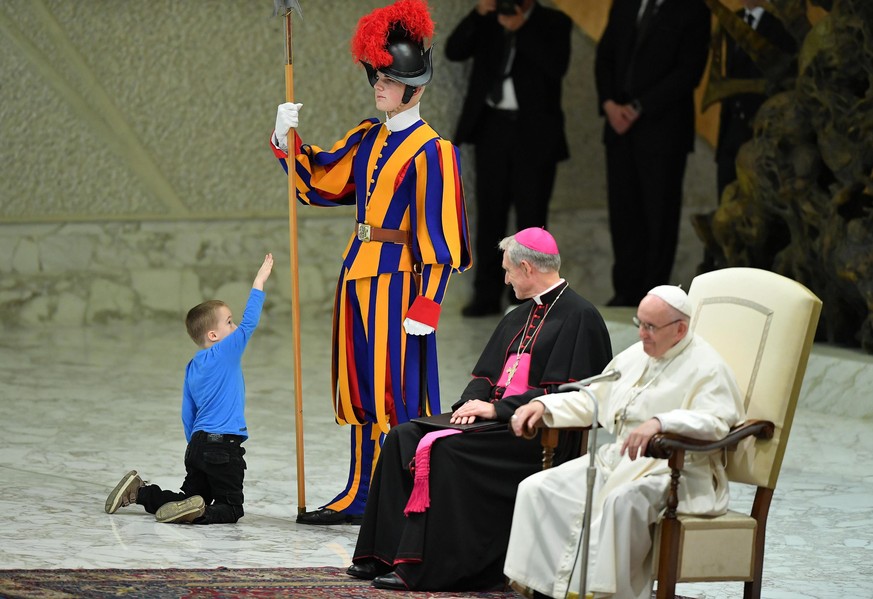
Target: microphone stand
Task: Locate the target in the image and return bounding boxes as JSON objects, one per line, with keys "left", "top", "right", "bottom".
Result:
{"left": 559, "top": 373, "right": 621, "bottom": 598}
{"left": 569, "top": 384, "right": 598, "bottom": 599}
{"left": 550, "top": 371, "right": 620, "bottom": 598}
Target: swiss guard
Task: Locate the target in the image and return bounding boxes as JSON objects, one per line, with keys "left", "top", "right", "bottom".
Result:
{"left": 270, "top": 0, "right": 471, "bottom": 525}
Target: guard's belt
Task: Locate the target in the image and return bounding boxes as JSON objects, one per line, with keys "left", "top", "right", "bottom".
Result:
{"left": 356, "top": 223, "right": 411, "bottom": 245}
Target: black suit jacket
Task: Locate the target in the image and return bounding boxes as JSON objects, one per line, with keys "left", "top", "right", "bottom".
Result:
{"left": 595, "top": 0, "right": 711, "bottom": 154}
{"left": 445, "top": 3, "right": 572, "bottom": 161}
{"left": 716, "top": 10, "right": 796, "bottom": 161}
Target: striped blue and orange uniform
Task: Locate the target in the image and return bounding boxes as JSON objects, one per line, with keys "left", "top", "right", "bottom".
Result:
{"left": 273, "top": 116, "right": 471, "bottom": 515}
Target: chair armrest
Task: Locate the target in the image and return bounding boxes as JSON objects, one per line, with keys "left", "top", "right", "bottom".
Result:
{"left": 648, "top": 419, "right": 775, "bottom": 524}
{"left": 538, "top": 425, "right": 591, "bottom": 448}
{"left": 534, "top": 424, "right": 593, "bottom": 469}
{"left": 646, "top": 419, "right": 775, "bottom": 460}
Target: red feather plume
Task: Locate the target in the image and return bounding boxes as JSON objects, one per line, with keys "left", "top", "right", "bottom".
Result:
{"left": 351, "top": 0, "right": 435, "bottom": 68}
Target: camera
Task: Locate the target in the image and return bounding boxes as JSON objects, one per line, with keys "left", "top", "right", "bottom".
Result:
{"left": 496, "top": 0, "right": 523, "bottom": 16}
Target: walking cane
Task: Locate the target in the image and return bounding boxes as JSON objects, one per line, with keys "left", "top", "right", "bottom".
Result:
{"left": 273, "top": 0, "right": 306, "bottom": 516}
{"left": 558, "top": 370, "right": 622, "bottom": 599}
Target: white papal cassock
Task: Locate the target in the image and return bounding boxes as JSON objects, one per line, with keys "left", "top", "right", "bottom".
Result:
{"left": 504, "top": 332, "right": 745, "bottom": 599}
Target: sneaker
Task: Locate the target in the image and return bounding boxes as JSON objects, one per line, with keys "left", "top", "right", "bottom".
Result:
{"left": 105, "top": 470, "right": 144, "bottom": 514}
{"left": 155, "top": 495, "right": 206, "bottom": 524}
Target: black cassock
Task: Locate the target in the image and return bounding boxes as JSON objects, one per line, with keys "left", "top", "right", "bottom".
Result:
{"left": 352, "top": 283, "right": 613, "bottom": 590}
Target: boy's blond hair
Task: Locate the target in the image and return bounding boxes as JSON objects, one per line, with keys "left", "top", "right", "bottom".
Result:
{"left": 185, "top": 300, "right": 228, "bottom": 347}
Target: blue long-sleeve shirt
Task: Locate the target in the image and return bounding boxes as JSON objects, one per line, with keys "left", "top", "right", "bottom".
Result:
{"left": 181, "top": 289, "right": 265, "bottom": 442}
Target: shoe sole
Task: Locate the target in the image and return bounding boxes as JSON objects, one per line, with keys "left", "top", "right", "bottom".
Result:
{"left": 372, "top": 573, "right": 408, "bottom": 590}
{"left": 296, "top": 511, "right": 363, "bottom": 526}
{"left": 155, "top": 496, "right": 206, "bottom": 523}
{"left": 105, "top": 470, "right": 139, "bottom": 514}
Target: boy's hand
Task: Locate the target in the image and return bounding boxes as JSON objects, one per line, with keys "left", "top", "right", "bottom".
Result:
{"left": 253, "top": 253, "right": 274, "bottom": 291}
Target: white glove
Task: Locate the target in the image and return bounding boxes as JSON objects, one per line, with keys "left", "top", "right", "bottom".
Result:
{"left": 274, "top": 102, "right": 302, "bottom": 152}
{"left": 403, "top": 318, "right": 434, "bottom": 336}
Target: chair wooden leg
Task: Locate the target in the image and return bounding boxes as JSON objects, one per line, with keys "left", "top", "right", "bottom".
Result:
{"left": 656, "top": 453, "right": 684, "bottom": 599}
{"left": 540, "top": 429, "right": 559, "bottom": 470}
{"left": 743, "top": 487, "right": 773, "bottom": 599}
{"left": 542, "top": 446, "right": 554, "bottom": 470}
{"left": 655, "top": 516, "right": 679, "bottom": 599}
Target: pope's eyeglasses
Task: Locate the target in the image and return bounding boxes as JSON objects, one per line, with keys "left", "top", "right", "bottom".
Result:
{"left": 632, "top": 316, "right": 682, "bottom": 333}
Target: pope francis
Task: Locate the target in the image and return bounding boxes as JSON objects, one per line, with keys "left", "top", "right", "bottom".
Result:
{"left": 504, "top": 285, "right": 745, "bottom": 599}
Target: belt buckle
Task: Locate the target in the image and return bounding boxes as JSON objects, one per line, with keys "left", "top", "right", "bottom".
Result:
{"left": 357, "top": 223, "right": 372, "bottom": 243}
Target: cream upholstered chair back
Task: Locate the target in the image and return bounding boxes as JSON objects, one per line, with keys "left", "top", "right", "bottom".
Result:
{"left": 687, "top": 267, "right": 821, "bottom": 490}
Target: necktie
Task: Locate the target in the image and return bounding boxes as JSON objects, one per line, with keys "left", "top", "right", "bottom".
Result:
{"left": 745, "top": 10, "right": 755, "bottom": 28}
{"left": 624, "top": 0, "right": 659, "bottom": 93}
{"left": 636, "top": 0, "right": 659, "bottom": 41}
{"left": 488, "top": 31, "right": 516, "bottom": 105}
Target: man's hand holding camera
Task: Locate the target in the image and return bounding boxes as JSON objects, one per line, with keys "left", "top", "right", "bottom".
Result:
{"left": 477, "top": 0, "right": 528, "bottom": 31}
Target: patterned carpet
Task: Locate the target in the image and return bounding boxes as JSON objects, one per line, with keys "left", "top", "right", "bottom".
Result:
{"left": 0, "top": 567, "right": 523, "bottom": 599}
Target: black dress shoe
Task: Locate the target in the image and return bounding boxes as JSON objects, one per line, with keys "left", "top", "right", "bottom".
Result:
{"left": 372, "top": 571, "right": 408, "bottom": 590}
{"left": 296, "top": 508, "right": 363, "bottom": 525}
{"left": 461, "top": 299, "right": 502, "bottom": 317}
{"left": 346, "top": 559, "right": 392, "bottom": 580}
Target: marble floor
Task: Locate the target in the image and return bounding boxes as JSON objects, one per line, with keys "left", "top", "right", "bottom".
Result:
{"left": 1, "top": 285, "right": 872, "bottom": 599}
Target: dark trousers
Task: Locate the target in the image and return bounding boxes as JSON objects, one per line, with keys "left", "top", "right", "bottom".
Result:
{"left": 137, "top": 431, "right": 247, "bottom": 524}
{"left": 472, "top": 108, "right": 558, "bottom": 306}
{"left": 605, "top": 131, "right": 687, "bottom": 305}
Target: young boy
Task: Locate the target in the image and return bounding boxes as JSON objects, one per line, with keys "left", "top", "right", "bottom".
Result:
{"left": 104, "top": 253, "right": 274, "bottom": 524}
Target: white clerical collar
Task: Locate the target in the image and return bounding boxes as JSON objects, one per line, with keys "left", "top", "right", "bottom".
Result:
{"left": 386, "top": 104, "right": 421, "bottom": 132}
{"left": 533, "top": 279, "right": 566, "bottom": 305}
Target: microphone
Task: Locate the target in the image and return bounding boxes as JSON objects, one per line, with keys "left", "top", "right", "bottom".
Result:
{"left": 558, "top": 369, "right": 621, "bottom": 392}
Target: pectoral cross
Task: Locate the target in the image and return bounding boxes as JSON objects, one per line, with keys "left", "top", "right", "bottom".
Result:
{"left": 616, "top": 408, "right": 628, "bottom": 436}
{"left": 617, "top": 385, "right": 645, "bottom": 436}
{"left": 505, "top": 358, "right": 520, "bottom": 385}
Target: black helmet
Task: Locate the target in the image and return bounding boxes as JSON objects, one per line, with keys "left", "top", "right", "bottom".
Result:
{"left": 362, "top": 31, "right": 434, "bottom": 88}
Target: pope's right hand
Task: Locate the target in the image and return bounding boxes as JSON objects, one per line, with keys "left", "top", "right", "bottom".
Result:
{"left": 274, "top": 102, "right": 302, "bottom": 151}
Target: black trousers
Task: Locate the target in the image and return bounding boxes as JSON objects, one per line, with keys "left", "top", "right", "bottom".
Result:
{"left": 605, "top": 131, "right": 688, "bottom": 305}
{"left": 472, "top": 108, "right": 558, "bottom": 306}
{"left": 137, "top": 431, "right": 247, "bottom": 524}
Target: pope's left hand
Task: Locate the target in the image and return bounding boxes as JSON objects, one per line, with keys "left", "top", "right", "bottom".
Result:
{"left": 621, "top": 417, "right": 662, "bottom": 461}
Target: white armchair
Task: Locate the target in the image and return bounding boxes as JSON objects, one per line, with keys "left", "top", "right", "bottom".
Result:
{"left": 649, "top": 267, "right": 822, "bottom": 598}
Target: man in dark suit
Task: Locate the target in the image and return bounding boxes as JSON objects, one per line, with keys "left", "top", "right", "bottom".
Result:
{"left": 446, "top": 0, "right": 572, "bottom": 317}
{"left": 716, "top": 0, "right": 796, "bottom": 198}
{"left": 595, "top": 0, "right": 711, "bottom": 306}
{"left": 693, "top": 0, "right": 796, "bottom": 273}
